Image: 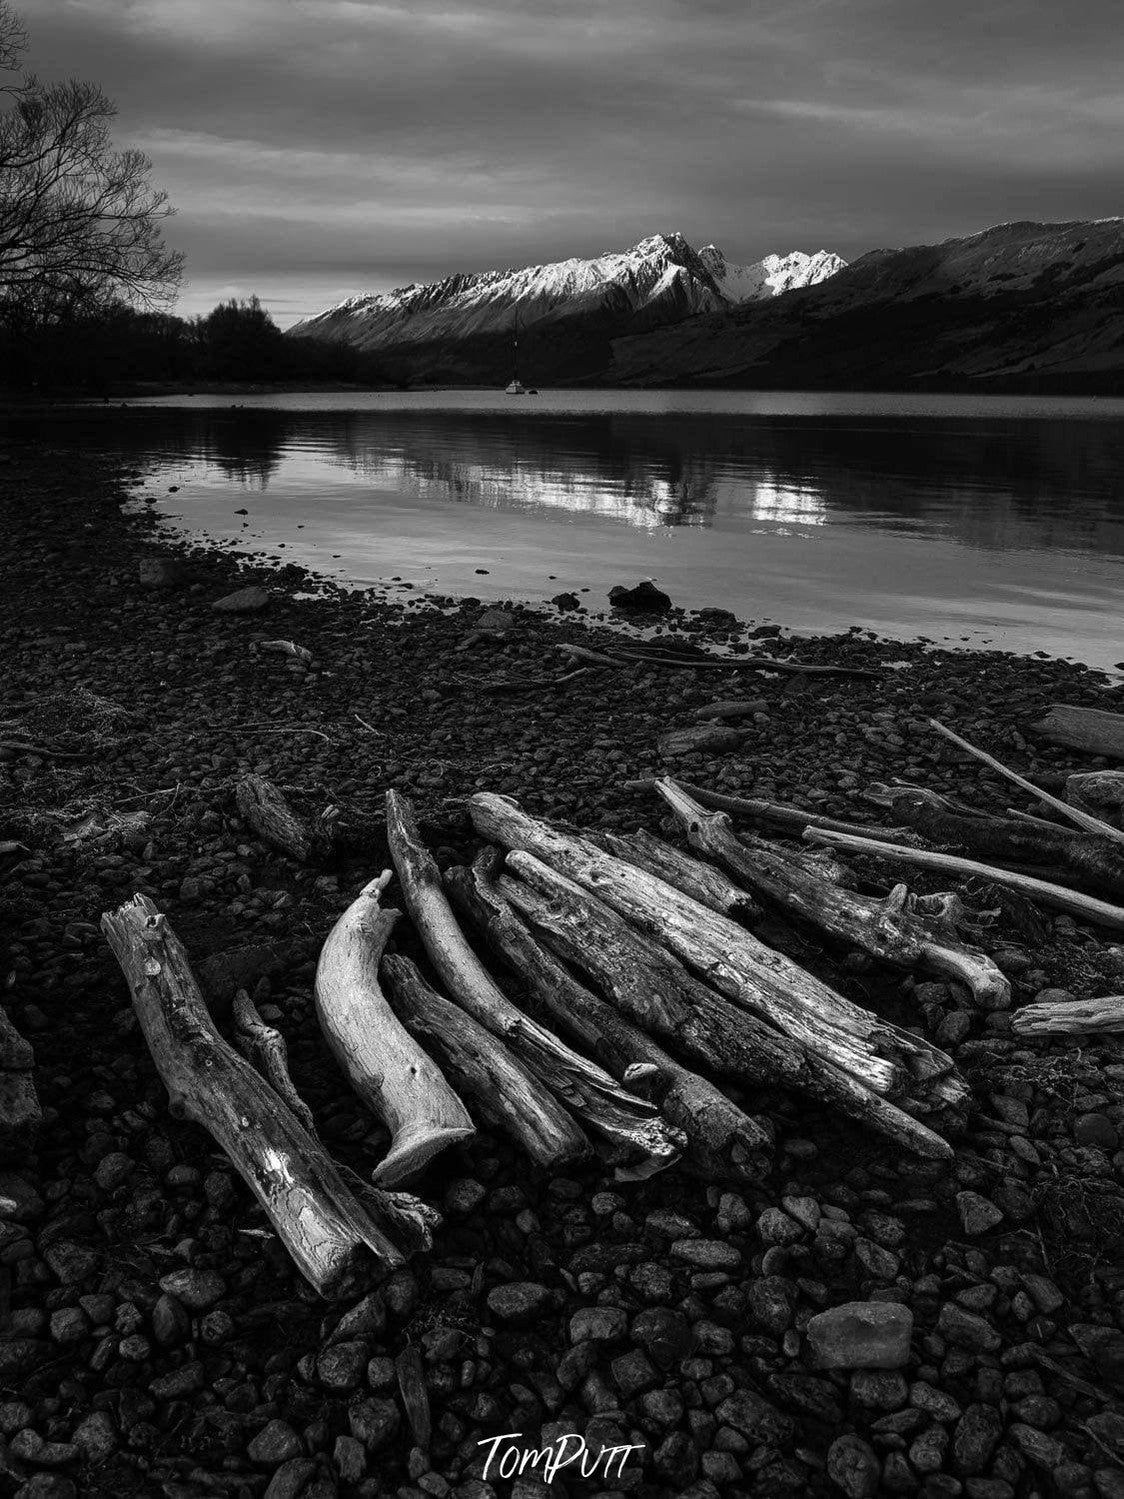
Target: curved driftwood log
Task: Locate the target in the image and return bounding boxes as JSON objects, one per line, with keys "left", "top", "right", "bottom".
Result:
{"left": 386, "top": 791, "right": 680, "bottom": 1174}
{"left": 499, "top": 852, "right": 955, "bottom": 1159}
{"left": 1028, "top": 704, "right": 1124, "bottom": 761}
{"left": 805, "top": 829, "right": 1124, "bottom": 933}
{"left": 381, "top": 955, "right": 592, "bottom": 1172}
{"left": 867, "top": 785, "right": 1124, "bottom": 898}
{"left": 315, "top": 872, "right": 475, "bottom": 1187}
{"left": 446, "top": 856, "right": 753, "bottom": 1180}
{"left": 468, "top": 794, "right": 963, "bottom": 1113}
{"left": 655, "top": 779, "right": 1010, "bottom": 1010}
{"left": 101, "top": 895, "right": 406, "bottom": 1298}
{"left": 1011, "top": 994, "right": 1124, "bottom": 1037}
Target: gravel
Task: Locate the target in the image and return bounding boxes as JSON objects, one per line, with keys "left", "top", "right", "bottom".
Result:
{"left": 2, "top": 441, "right": 1124, "bottom": 1496}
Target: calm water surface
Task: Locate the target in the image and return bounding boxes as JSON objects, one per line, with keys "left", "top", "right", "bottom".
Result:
{"left": 27, "top": 389, "right": 1124, "bottom": 667}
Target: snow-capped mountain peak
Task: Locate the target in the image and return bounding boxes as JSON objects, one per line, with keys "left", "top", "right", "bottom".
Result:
{"left": 698, "top": 246, "right": 847, "bottom": 302}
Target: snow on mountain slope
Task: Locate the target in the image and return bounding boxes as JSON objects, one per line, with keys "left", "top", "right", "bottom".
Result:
{"left": 698, "top": 246, "right": 846, "bottom": 302}
{"left": 288, "top": 233, "right": 731, "bottom": 352}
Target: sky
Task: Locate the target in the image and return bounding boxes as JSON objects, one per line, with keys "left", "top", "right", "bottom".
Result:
{"left": 12, "top": 0, "right": 1124, "bottom": 326}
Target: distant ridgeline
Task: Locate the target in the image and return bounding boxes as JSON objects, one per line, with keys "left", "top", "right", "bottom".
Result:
{"left": 288, "top": 220, "right": 1124, "bottom": 392}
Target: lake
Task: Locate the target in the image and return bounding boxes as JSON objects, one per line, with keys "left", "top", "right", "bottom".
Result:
{"left": 19, "top": 389, "right": 1124, "bottom": 667}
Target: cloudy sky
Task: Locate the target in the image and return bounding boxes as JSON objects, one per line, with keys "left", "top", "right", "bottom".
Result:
{"left": 14, "top": 0, "right": 1123, "bottom": 325}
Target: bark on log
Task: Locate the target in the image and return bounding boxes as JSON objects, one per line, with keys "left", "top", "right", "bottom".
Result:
{"left": 101, "top": 894, "right": 406, "bottom": 1297}
{"left": 931, "top": 721, "right": 1124, "bottom": 845}
{"left": 0, "top": 1004, "right": 40, "bottom": 1133}
{"left": 498, "top": 852, "right": 955, "bottom": 1159}
{"left": 867, "top": 785, "right": 1124, "bottom": 898}
{"left": 1028, "top": 704, "right": 1124, "bottom": 761}
{"left": 597, "top": 828, "right": 764, "bottom": 922}
{"left": 1011, "top": 994, "right": 1124, "bottom": 1037}
{"left": 386, "top": 790, "right": 680, "bottom": 1173}
{"left": 314, "top": 871, "right": 475, "bottom": 1187}
{"left": 446, "top": 856, "right": 759, "bottom": 1180}
{"left": 654, "top": 780, "right": 1010, "bottom": 1009}
{"left": 804, "top": 829, "right": 1124, "bottom": 932}
{"left": 468, "top": 792, "right": 964, "bottom": 1114}
{"left": 381, "top": 954, "right": 593, "bottom": 1173}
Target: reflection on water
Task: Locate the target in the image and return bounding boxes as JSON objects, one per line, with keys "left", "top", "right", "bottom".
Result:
{"left": 7, "top": 393, "right": 1124, "bottom": 666}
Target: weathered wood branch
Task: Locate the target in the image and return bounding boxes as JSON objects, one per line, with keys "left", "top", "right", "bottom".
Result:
{"left": 692, "top": 699, "right": 769, "bottom": 721}
{"left": 381, "top": 954, "right": 593, "bottom": 1173}
{"left": 1028, "top": 704, "right": 1124, "bottom": 761}
{"left": 623, "top": 778, "right": 905, "bottom": 841}
{"left": 446, "top": 856, "right": 753, "bottom": 1180}
{"left": 1067, "top": 771, "right": 1124, "bottom": 828}
{"left": 468, "top": 792, "right": 963, "bottom": 1109}
{"left": 386, "top": 790, "right": 680, "bottom": 1173}
{"left": 498, "top": 851, "right": 955, "bottom": 1159}
{"left": 101, "top": 895, "right": 406, "bottom": 1298}
{"left": 804, "top": 829, "right": 1124, "bottom": 932}
{"left": 930, "top": 720, "right": 1124, "bottom": 845}
{"left": 235, "top": 775, "right": 326, "bottom": 862}
{"left": 658, "top": 724, "right": 747, "bottom": 758}
{"left": 866, "top": 785, "right": 1124, "bottom": 898}
{"left": 1011, "top": 994, "right": 1124, "bottom": 1037}
{"left": 314, "top": 871, "right": 475, "bottom": 1187}
{"left": 654, "top": 779, "right": 1009, "bottom": 1009}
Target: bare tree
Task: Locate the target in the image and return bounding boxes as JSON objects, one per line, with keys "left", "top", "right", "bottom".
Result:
{"left": 0, "top": 1, "right": 183, "bottom": 323}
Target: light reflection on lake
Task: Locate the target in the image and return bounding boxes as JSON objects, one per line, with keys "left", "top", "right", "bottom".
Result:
{"left": 13, "top": 389, "right": 1124, "bottom": 667}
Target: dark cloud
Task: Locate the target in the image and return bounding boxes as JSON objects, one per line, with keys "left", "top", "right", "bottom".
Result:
{"left": 14, "top": 0, "right": 1123, "bottom": 322}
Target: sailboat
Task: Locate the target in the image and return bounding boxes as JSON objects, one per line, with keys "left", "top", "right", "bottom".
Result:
{"left": 505, "top": 314, "right": 532, "bottom": 393}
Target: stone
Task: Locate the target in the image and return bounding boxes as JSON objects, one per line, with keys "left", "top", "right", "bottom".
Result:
{"left": 136, "top": 556, "right": 183, "bottom": 590}
{"left": 331, "top": 1290, "right": 386, "bottom": 1343}
{"left": 93, "top": 1152, "right": 134, "bottom": 1192}
{"left": 551, "top": 592, "right": 580, "bottom": 611}
{"left": 348, "top": 1398, "right": 400, "bottom": 1452}
{"left": 714, "top": 1390, "right": 796, "bottom": 1446}
{"left": 569, "top": 1306, "right": 627, "bottom": 1343}
{"left": 70, "top": 1411, "right": 117, "bottom": 1462}
{"left": 609, "top": 580, "right": 672, "bottom": 614}
{"left": 486, "top": 1282, "right": 552, "bottom": 1326}
{"left": 48, "top": 1307, "right": 88, "bottom": 1344}
{"left": 757, "top": 1207, "right": 804, "bottom": 1245}
{"left": 1007, "top": 1423, "right": 1067, "bottom": 1472}
{"left": 334, "top": 1434, "right": 366, "bottom": 1483}
{"left": 936, "top": 1303, "right": 999, "bottom": 1354}
{"left": 955, "top": 1192, "right": 1004, "bottom": 1236}
{"left": 264, "top": 1459, "right": 317, "bottom": 1499}
{"left": 828, "top": 1434, "right": 881, "bottom": 1498}
{"left": 0, "top": 1172, "right": 43, "bottom": 1222}
{"left": 157, "top": 1267, "right": 226, "bottom": 1311}
{"left": 1075, "top": 1113, "right": 1119, "bottom": 1150}
{"left": 213, "top": 584, "right": 271, "bottom": 612}
{"left": 670, "top": 1238, "right": 741, "bottom": 1269}
{"left": 630, "top": 1307, "right": 694, "bottom": 1370}
{"left": 747, "top": 1275, "right": 794, "bottom": 1336}
{"left": 316, "top": 1339, "right": 368, "bottom": 1390}
{"left": 806, "top": 1302, "right": 913, "bottom": 1369}
{"left": 42, "top": 1242, "right": 98, "bottom": 1285}
{"left": 851, "top": 1370, "right": 908, "bottom": 1410}
{"left": 247, "top": 1419, "right": 303, "bottom": 1466}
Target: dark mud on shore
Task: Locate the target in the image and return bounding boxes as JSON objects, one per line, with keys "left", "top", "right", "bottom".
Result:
{"left": 2, "top": 441, "right": 1124, "bottom": 1499}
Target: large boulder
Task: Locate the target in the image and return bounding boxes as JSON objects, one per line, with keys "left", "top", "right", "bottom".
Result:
{"left": 212, "top": 585, "right": 271, "bottom": 614}
{"left": 806, "top": 1301, "right": 913, "bottom": 1369}
{"left": 608, "top": 580, "right": 672, "bottom": 614}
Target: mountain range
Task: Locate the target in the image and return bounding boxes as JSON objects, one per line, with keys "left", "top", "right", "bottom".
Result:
{"left": 289, "top": 219, "right": 1124, "bottom": 391}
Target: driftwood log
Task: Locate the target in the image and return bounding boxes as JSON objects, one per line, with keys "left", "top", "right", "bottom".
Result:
{"left": 498, "top": 850, "right": 955, "bottom": 1159}
{"left": 101, "top": 895, "right": 408, "bottom": 1297}
{"left": 804, "top": 829, "right": 1124, "bottom": 932}
{"left": 659, "top": 724, "right": 746, "bottom": 759}
{"left": 692, "top": 699, "right": 769, "bottom": 721}
{"left": 385, "top": 790, "right": 683, "bottom": 1174}
{"left": 236, "top": 775, "right": 329, "bottom": 862}
{"left": 233, "top": 985, "right": 439, "bottom": 1256}
{"left": 468, "top": 793, "right": 963, "bottom": 1105}
{"left": 446, "top": 855, "right": 758, "bottom": 1180}
{"left": 654, "top": 780, "right": 1010, "bottom": 1008}
{"left": 1011, "top": 994, "right": 1124, "bottom": 1037}
{"left": 381, "top": 954, "right": 592, "bottom": 1173}
{"left": 597, "top": 828, "right": 766, "bottom": 922}
{"left": 624, "top": 778, "right": 904, "bottom": 841}
{"left": 1029, "top": 704, "right": 1124, "bottom": 761}
{"left": 314, "top": 872, "right": 475, "bottom": 1186}
{"left": 867, "top": 786, "right": 1124, "bottom": 898}
{"left": 1067, "top": 772, "right": 1124, "bottom": 828}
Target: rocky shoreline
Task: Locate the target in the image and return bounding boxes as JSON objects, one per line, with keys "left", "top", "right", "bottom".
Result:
{"left": 2, "top": 441, "right": 1124, "bottom": 1499}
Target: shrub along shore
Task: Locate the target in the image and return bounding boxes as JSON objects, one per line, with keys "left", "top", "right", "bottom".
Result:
{"left": 2, "top": 441, "right": 1124, "bottom": 1499}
